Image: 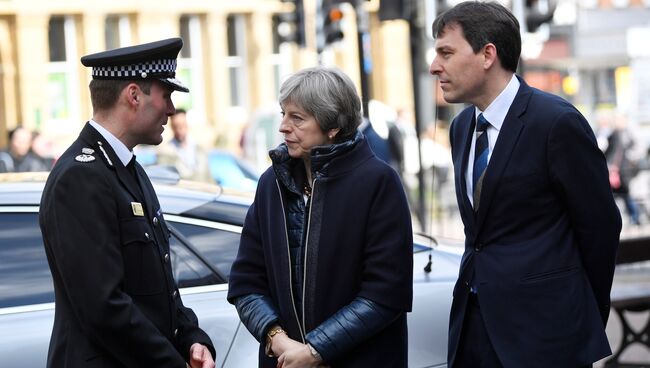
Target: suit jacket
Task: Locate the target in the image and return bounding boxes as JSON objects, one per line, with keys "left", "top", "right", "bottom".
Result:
{"left": 447, "top": 78, "right": 621, "bottom": 367}
{"left": 39, "top": 123, "right": 215, "bottom": 367}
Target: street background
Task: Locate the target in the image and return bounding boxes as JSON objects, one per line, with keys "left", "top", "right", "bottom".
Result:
{"left": 0, "top": 0, "right": 649, "bottom": 365}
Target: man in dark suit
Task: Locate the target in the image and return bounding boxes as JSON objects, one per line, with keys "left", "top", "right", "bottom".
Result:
{"left": 429, "top": 2, "right": 621, "bottom": 367}
{"left": 39, "top": 38, "right": 215, "bottom": 368}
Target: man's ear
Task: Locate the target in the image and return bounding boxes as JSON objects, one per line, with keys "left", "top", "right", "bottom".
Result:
{"left": 483, "top": 43, "right": 498, "bottom": 70}
{"left": 125, "top": 83, "right": 140, "bottom": 106}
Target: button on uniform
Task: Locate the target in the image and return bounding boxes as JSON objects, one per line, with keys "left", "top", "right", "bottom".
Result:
{"left": 144, "top": 232, "right": 150, "bottom": 240}
{"left": 172, "top": 290, "right": 178, "bottom": 298}
{"left": 153, "top": 217, "right": 159, "bottom": 226}
{"left": 164, "top": 253, "right": 170, "bottom": 263}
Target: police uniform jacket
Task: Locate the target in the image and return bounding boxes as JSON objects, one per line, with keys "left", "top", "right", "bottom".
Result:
{"left": 40, "top": 122, "right": 215, "bottom": 367}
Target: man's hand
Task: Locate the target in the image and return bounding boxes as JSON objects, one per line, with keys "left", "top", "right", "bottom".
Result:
{"left": 189, "top": 343, "right": 215, "bottom": 368}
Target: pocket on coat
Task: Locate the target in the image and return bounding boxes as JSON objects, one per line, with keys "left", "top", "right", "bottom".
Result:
{"left": 119, "top": 217, "right": 164, "bottom": 295}
{"left": 520, "top": 266, "right": 580, "bottom": 284}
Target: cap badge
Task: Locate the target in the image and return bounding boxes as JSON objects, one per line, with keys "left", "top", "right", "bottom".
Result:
{"left": 75, "top": 154, "right": 95, "bottom": 163}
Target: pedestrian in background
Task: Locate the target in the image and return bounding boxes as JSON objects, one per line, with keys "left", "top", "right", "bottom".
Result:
{"left": 39, "top": 38, "right": 215, "bottom": 368}
{"left": 227, "top": 66, "right": 413, "bottom": 368}
{"left": 157, "top": 108, "right": 209, "bottom": 181}
{"left": 597, "top": 110, "right": 641, "bottom": 225}
{"left": 31, "top": 131, "right": 56, "bottom": 170}
{"left": 0, "top": 126, "right": 49, "bottom": 172}
{"left": 430, "top": 2, "right": 621, "bottom": 367}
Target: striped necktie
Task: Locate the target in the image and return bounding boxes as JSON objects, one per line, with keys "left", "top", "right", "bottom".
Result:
{"left": 473, "top": 114, "right": 490, "bottom": 211}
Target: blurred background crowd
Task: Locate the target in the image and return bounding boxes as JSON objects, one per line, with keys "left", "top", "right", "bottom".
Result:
{"left": 1, "top": 0, "right": 650, "bottom": 239}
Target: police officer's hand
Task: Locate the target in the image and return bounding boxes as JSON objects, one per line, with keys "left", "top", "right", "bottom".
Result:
{"left": 189, "top": 343, "right": 215, "bottom": 368}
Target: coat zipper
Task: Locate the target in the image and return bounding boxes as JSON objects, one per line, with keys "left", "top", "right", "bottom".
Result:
{"left": 302, "top": 178, "right": 316, "bottom": 335}
{"left": 275, "top": 179, "right": 305, "bottom": 342}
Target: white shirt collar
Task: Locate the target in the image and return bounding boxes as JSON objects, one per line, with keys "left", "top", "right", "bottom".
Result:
{"left": 474, "top": 74, "right": 520, "bottom": 131}
{"left": 89, "top": 119, "right": 133, "bottom": 167}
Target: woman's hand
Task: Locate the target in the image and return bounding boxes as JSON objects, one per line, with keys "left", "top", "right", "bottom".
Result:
{"left": 277, "top": 344, "right": 327, "bottom": 368}
{"left": 270, "top": 332, "right": 303, "bottom": 358}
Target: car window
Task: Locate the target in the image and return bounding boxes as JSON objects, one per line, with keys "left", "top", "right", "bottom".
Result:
{"left": 0, "top": 212, "right": 54, "bottom": 308}
{"left": 0, "top": 213, "right": 239, "bottom": 309}
{"left": 169, "top": 234, "right": 221, "bottom": 288}
{"left": 169, "top": 221, "right": 240, "bottom": 281}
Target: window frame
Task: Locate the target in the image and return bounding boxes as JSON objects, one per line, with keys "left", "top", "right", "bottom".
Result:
{"left": 0, "top": 206, "right": 242, "bottom": 314}
{"left": 47, "top": 15, "right": 81, "bottom": 125}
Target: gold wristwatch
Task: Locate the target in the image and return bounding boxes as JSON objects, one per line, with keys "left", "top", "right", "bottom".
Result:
{"left": 265, "top": 326, "right": 285, "bottom": 357}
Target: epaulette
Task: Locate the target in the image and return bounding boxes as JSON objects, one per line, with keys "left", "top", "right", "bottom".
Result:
{"left": 74, "top": 147, "right": 96, "bottom": 163}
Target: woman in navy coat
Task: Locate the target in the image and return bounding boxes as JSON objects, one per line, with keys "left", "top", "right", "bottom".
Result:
{"left": 227, "top": 67, "right": 413, "bottom": 368}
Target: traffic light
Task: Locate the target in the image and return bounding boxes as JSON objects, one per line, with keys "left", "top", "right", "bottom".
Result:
{"left": 324, "top": 5, "right": 344, "bottom": 45}
{"left": 277, "top": 0, "right": 305, "bottom": 46}
{"left": 525, "top": 0, "right": 556, "bottom": 33}
{"left": 379, "top": 0, "right": 411, "bottom": 21}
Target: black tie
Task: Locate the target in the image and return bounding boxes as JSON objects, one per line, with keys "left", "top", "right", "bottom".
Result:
{"left": 127, "top": 156, "right": 138, "bottom": 180}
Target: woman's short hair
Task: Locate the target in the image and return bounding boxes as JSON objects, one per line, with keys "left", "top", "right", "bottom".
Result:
{"left": 89, "top": 79, "right": 152, "bottom": 112}
{"left": 279, "top": 66, "right": 362, "bottom": 143}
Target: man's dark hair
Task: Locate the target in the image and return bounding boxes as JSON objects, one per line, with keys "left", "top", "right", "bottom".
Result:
{"left": 432, "top": 1, "right": 521, "bottom": 72}
{"left": 89, "top": 79, "right": 153, "bottom": 112}
{"left": 173, "top": 108, "right": 187, "bottom": 116}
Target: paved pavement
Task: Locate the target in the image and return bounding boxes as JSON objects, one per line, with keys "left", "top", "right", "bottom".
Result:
{"left": 596, "top": 262, "right": 650, "bottom": 367}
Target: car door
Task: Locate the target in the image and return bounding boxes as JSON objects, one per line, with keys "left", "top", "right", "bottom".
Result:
{"left": 0, "top": 208, "right": 257, "bottom": 368}
{"left": 164, "top": 215, "right": 258, "bottom": 367}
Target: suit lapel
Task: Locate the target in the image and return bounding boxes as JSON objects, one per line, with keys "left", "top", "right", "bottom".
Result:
{"left": 474, "top": 81, "right": 533, "bottom": 229}
{"left": 455, "top": 110, "right": 477, "bottom": 230}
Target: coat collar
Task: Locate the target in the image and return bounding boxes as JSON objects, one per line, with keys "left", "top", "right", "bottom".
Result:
{"left": 269, "top": 131, "right": 372, "bottom": 192}
{"left": 78, "top": 122, "right": 143, "bottom": 202}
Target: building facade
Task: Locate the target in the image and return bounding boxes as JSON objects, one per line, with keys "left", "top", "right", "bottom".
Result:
{"left": 0, "top": 0, "right": 415, "bottom": 154}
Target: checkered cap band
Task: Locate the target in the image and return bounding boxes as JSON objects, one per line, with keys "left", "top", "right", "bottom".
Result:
{"left": 91, "top": 59, "right": 177, "bottom": 79}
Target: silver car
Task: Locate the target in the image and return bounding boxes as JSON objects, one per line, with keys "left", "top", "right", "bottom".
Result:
{"left": 0, "top": 172, "right": 460, "bottom": 367}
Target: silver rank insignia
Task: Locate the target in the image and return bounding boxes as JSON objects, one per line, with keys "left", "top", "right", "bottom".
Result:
{"left": 97, "top": 141, "right": 113, "bottom": 166}
{"left": 81, "top": 147, "right": 95, "bottom": 155}
{"left": 75, "top": 154, "right": 95, "bottom": 163}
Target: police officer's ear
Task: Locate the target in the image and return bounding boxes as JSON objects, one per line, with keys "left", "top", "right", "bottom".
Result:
{"left": 126, "top": 83, "right": 140, "bottom": 107}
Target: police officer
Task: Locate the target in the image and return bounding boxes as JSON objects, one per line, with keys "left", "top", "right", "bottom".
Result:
{"left": 39, "top": 38, "right": 216, "bottom": 368}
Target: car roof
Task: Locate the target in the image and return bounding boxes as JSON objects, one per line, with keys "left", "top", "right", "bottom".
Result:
{"left": 0, "top": 172, "right": 253, "bottom": 226}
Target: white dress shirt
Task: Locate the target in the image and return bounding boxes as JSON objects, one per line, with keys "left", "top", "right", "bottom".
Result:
{"left": 89, "top": 119, "right": 134, "bottom": 167}
{"left": 465, "top": 75, "right": 520, "bottom": 206}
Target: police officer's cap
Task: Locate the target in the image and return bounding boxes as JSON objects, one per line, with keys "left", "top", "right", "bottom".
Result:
{"left": 81, "top": 38, "right": 189, "bottom": 93}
